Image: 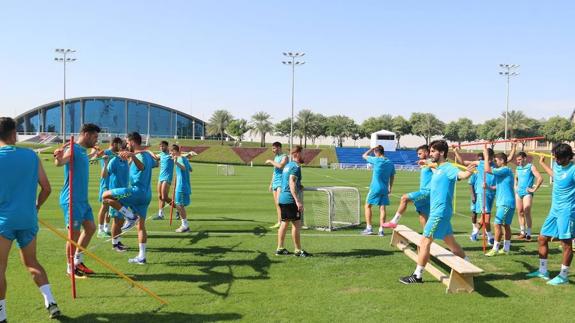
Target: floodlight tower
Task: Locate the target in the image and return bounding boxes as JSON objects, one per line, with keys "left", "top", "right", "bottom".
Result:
{"left": 499, "top": 64, "right": 519, "bottom": 151}
{"left": 282, "top": 52, "right": 305, "bottom": 153}
{"left": 54, "top": 49, "right": 77, "bottom": 142}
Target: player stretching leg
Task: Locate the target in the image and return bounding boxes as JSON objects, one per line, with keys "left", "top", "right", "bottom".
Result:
{"left": 96, "top": 138, "right": 121, "bottom": 238}
{"left": 276, "top": 146, "right": 310, "bottom": 257}
{"left": 515, "top": 151, "right": 543, "bottom": 241}
{"left": 0, "top": 117, "right": 60, "bottom": 320}
{"left": 54, "top": 124, "right": 100, "bottom": 278}
{"left": 265, "top": 142, "right": 288, "bottom": 229}
{"left": 153, "top": 141, "right": 174, "bottom": 220}
{"left": 400, "top": 140, "right": 475, "bottom": 284}
{"left": 384, "top": 145, "right": 431, "bottom": 229}
{"left": 361, "top": 146, "right": 395, "bottom": 236}
{"left": 527, "top": 144, "right": 575, "bottom": 285}
{"left": 171, "top": 145, "right": 193, "bottom": 233}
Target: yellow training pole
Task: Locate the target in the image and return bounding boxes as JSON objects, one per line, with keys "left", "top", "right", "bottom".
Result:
{"left": 38, "top": 219, "right": 168, "bottom": 305}
{"left": 527, "top": 151, "right": 553, "bottom": 158}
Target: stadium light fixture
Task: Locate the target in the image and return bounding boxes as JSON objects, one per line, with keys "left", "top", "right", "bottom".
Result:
{"left": 499, "top": 64, "right": 519, "bottom": 152}
{"left": 54, "top": 48, "right": 77, "bottom": 142}
{"left": 282, "top": 51, "right": 306, "bottom": 154}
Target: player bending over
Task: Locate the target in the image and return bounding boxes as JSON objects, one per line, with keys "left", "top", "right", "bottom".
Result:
{"left": 275, "top": 146, "right": 310, "bottom": 257}
{"left": 515, "top": 151, "right": 543, "bottom": 241}
{"left": 526, "top": 144, "right": 575, "bottom": 285}
{"left": 265, "top": 142, "right": 288, "bottom": 229}
{"left": 96, "top": 137, "right": 122, "bottom": 238}
{"left": 361, "top": 145, "right": 395, "bottom": 236}
{"left": 400, "top": 140, "right": 475, "bottom": 284}
{"left": 0, "top": 117, "right": 60, "bottom": 320}
{"left": 384, "top": 145, "right": 431, "bottom": 229}
{"left": 54, "top": 123, "right": 101, "bottom": 278}
{"left": 171, "top": 144, "right": 193, "bottom": 233}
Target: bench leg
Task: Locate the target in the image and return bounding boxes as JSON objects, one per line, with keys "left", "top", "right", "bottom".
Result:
{"left": 446, "top": 270, "right": 475, "bottom": 293}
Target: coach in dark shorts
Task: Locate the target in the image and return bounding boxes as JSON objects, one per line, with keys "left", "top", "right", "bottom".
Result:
{"left": 275, "top": 146, "right": 310, "bottom": 257}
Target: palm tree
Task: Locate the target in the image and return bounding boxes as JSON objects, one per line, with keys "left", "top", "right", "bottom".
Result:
{"left": 501, "top": 110, "right": 529, "bottom": 139}
{"left": 251, "top": 112, "right": 273, "bottom": 147}
{"left": 296, "top": 109, "right": 314, "bottom": 148}
{"left": 207, "top": 110, "right": 233, "bottom": 145}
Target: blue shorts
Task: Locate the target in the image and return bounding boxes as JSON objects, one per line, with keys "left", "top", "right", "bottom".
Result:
{"left": 0, "top": 226, "right": 38, "bottom": 249}
{"left": 540, "top": 211, "right": 575, "bottom": 240}
{"left": 176, "top": 192, "right": 191, "bottom": 207}
{"left": 109, "top": 207, "right": 123, "bottom": 220}
{"left": 98, "top": 178, "right": 108, "bottom": 202}
{"left": 494, "top": 206, "right": 515, "bottom": 225}
{"left": 516, "top": 190, "right": 533, "bottom": 199}
{"left": 366, "top": 190, "right": 389, "bottom": 206}
{"left": 272, "top": 182, "right": 282, "bottom": 191}
{"left": 407, "top": 190, "right": 430, "bottom": 217}
{"left": 60, "top": 202, "right": 95, "bottom": 231}
{"left": 110, "top": 187, "right": 151, "bottom": 219}
{"left": 423, "top": 212, "right": 453, "bottom": 240}
{"left": 475, "top": 193, "right": 495, "bottom": 214}
{"left": 158, "top": 178, "right": 172, "bottom": 185}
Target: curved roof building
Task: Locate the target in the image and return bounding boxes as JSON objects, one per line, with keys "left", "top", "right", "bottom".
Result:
{"left": 15, "top": 96, "right": 206, "bottom": 139}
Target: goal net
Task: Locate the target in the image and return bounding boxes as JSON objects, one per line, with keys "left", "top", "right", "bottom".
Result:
{"left": 216, "top": 164, "right": 235, "bottom": 176}
{"left": 302, "top": 186, "right": 360, "bottom": 231}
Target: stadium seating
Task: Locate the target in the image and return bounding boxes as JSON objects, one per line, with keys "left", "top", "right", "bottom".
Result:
{"left": 334, "top": 147, "right": 419, "bottom": 167}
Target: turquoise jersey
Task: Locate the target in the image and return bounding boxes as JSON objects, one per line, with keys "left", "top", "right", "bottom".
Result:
{"left": 107, "top": 156, "right": 129, "bottom": 190}
{"left": 130, "top": 152, "right": 155, "bottom": 198}
{"left": 468, "top": 173, "right": 477, "bottom": 187}
{"left": 158, "top": 151, "right": 174, "bottom": 182}
{"left": 60, "top": 144, "right": 90, "bottom": 204}
{"left": 516, "top": 163, "right": 535, "bottom": 194}
{"left": 367, "top": 156, "right": 395, "bottom": 195}
{"left": 0, "top": 146, "right": 39, "bottom": 230}
{"left": 279, "top": 161, "right": 302, "bottom": 204}
{"left": 175, "top": 157, "right": 192, "bottom": 194}
{"left": 272, "top": 153, "right": 287, "bottom": 188}
{"left": 429, "top": 162, "right": 460, "bottom": 217}
{"left": 550, "top": 162, "right": 575, "bottom": 217}
{"left": 419, "top": 166, "right": 433, "bottom": 192}
{"left": 475, "top": 160, "right": 496, "bottom": 196}
{"left": 99, "top": 149, "right": 115, "bottom": 169}
{"left": 491, "top": 166, "right": 515, "bottom": 207}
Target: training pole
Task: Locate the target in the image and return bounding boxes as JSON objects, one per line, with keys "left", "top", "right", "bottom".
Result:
{"left": 68, "top": 136, "right": 77, "bottom": 299}
{"left": 38, "top": 219, "right": 168, "bottom": 305}
{"left": 456, "top": 136, "right": 544, "bottom": 148}
{"left": 482, "top": 164, "right": 487, "bottom": 254}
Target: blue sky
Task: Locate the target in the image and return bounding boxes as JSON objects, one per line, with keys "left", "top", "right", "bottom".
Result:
{"left": 0, "top": 0, "right": 573, "bottom": 124}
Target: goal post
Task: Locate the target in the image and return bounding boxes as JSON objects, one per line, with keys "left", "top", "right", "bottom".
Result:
{"left": 302, "top": 186, "right": 360, "bottom": 231}
{"left": 216, "top": 164, "right": 235, "bottom": 176}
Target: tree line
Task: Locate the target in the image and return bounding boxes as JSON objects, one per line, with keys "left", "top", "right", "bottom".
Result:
{"left": 206, "top": 109, "right": 575, "bottom": 148}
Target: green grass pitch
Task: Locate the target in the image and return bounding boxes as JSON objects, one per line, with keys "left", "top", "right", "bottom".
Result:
{"left": 4, "top": 161, "right": 574, "bottom": 322}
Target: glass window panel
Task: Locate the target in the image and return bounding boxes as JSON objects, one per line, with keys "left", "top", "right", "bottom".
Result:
{"left": 44, "top": 105, "right": 60, "bottom": 133}
{"left": 149, "top": 106, "right": 171, "bottom": 137}
{"left": 127, "top": 101, "right": 148, "bottom": 135}
{"left": 65, "top": 101, "right": 81, "bottom": 134}
{"left": 177, "top": 114, "right": 194, "bottom": 138}
{"left": 194, "top": 120, "right": 204, "bottom": 139}
{"left": 26, "top": 111, "right": 41, "bottom": 133}
{"left": 84, "top": 98, "right": 126, "bottom": 134}
{"left": 16, "top": 117, "right": 25, "bottom": 132}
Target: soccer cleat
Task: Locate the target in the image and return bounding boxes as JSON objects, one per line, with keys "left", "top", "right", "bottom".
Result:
{"left": 294, "top": 250, "right": 311, "bottom": 257}
{"left": 113, "top": 242, "right": 128, "bottom": 253}
{"left": 547, "top": 275, "right": 569, "bottom": 286}
{"left": 269, "top": 222, "right": 281, "bottom": 229}
{"left": 399, "top": 274, "right": 423, "bottom": 284}
{"left": 76, "top": 263, "right": 95, "bottom": 275}
{"left": 152, "top": 214, "right": 164, "bottom": 220}
{"left": 175, "top": 226, "right": 190, "bottom": 233}
{"left": 526, "top": 270, "right": 550, "bottom": 280}
{"left": 121, "top": 217, "right": 139, "bottom": 232}
{"left": 378, "top": 230, "right": 385, "bottom": 237}
{"left": 485, "top": 249, "right": 498, "bottom": 257}
{"left": 128, "top": 256, "right": 146, "bottom": 265}
{"left": 47, "top": 303, "right": 61, "bottom": 319}
{"left": 381, "top": 222, "right": 397, "bottom": 229}
{"left": 525, "top": 235, "right": 532, "bottom": 242}
{"left": 67, "top": 268, "right": 87, "bottom": 279}
{"left": 275, "top": 248, "right": 290, "bottom": 256}
{"left": 97, "top": 230, "right": 107, "bottom": 238}
{"left": 470, "top": 232, "right": 478, "bottom": 241}
{"left": 360, "top": 228, "right": 373, "bottom": 235}
{"left": 497, "top": 249, "right": 509, "bottom": 255}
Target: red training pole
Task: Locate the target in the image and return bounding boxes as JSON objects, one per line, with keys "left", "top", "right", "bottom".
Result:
{"left": 482, "top": 163, "right": 487, "bottom": 254}
{"left": 68, "top": 136, "right": 77, "bottom": 299}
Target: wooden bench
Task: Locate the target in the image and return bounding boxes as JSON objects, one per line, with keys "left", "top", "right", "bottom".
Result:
{"left": 391, "top": 225, "right": 483, "bottom": 293}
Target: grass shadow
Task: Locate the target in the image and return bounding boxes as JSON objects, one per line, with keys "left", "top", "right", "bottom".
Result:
{"left": 314, "top": 249, "right": 394, "bottom": 258}
{"left": 56, "top": 311, "right": 242, "bottom": 322}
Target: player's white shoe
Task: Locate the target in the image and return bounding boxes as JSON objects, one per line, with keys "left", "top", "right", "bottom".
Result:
{"left": 128, "top": 256, "right": 146, "bottom": 265}
{"left": 175, "top": 226, "right": 190, "bottom": 233}
{"left": 121, "top": 217, "right": 139, "bottom": 232}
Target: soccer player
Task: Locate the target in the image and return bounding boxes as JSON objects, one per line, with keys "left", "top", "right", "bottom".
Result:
{"left": 171, "top": 144, "right": 192, "bottom": 233}
{"left": 482, "top": 146, "right": 516, "bottom": 256}
{"left": 383, "top": 145, "right": 431, "bottom": 229}
{"left": 400, "top": 140, "right": 475, "bottom": 284}
{"left": 361, "top": 145, "right": 395, "bottom": 236}
{"left": 515, "top": 151, "right": 543, "bottom": 241}
{"left": 0, "top": 117, "right": 60, "bottom": 320}
{"left": 265, "top": 142, "right": 288, "bottom": 229}
{"left": 468, "top": 169, "right": 480, "bottom": 240}
{"left": 275, "top": 146, "right": 310, "bottom": 257}
{"left": 526, "top": 144, "right": 575, "bottom": 285}
{"left": 96, "top": 138, "right": 121, "bottom": 237}
{"left": 153, "top": 141, "right": 174, "bottom": 220}
{"left": 102, "top": 132, "right": 156, "bottom": 264}
{"left": 102, "top": 141, "right": 130, "bottom": 252}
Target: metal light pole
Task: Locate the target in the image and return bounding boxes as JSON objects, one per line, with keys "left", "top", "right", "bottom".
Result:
{"left": 282, "top": 52, "right": 305, "bottom": 154}
{"left": 499, "top": 64, "right": 519, "bottom": 152}
{"left": 55, "top": 49, "right": 77, "bottom": 142}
